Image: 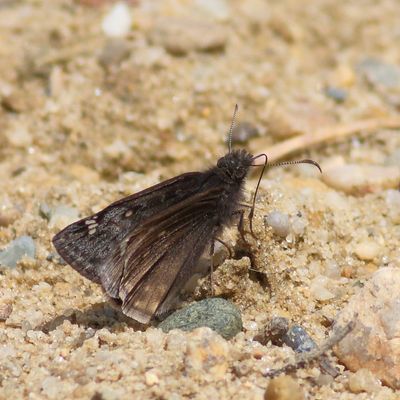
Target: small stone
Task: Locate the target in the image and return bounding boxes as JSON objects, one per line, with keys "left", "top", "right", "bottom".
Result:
{"left": 194, "top": 0, "right": 231, "bottom": 21}
{"left": 290, "top": 215, "right": 308, "bottom": 236}
{"left": 158, "top": 298, "right": 242, "bottom": 340}
{"left": 322, "top": 164, "right": 400, "bottom": 195}
{"left": 264, "top": 375, "right": 305, "bottom": 400}
{"left": 282, "top": 325, "right": 318, "bottom": 353}
{"left": 310, "top": 276, "right": 335, "bottom": 301}
{"left": 348, "top": 368, "right": 381, "bottom": 393}
{"left": 144, "top": 370, "right": 159, "bottom": 386}
{"left": 334, "top": 267, "right": 400, "bottom": 389}
{"left": 98, "top": 38, "right": 131, "bottom": 67}
{"left": 0, "top": 303, "right": 13, "bottom": 321}
{"left": 102, "top": 2, "right": 132, "bottom": 38}
{"left": 231, "top": 122, "right": 259, "bottom": 144}
{"left": 150, "top": 17, "right": 227, "bottom": 55}
{"left": 385, "top": 189, "right": 400, "bottom": 224}
{"left": 1, "top": 90, "right": 30, "bottom": 113}
{"left": 358, "top": 58, "right": 400, "bottom": 89}
{"left": 49, "top": 205, "right": 79, "bottom": 230}
{"left": 5, "top": 121, "right": 32, "bottom": 148}
{"left": 0, "top": 236, "right": 36, "bottom": 268}
{"left": 324, "top": 86, "right": 348, "bottom": 102}
{"left": 0, "top": 209, "right": 19, "bottom": 227}
{"left": 256, "top": 316, "right": 289, "bottom": 346}
{"left": 265, "top": 211, "right": 290, "bottom": 238}
{"left": 354, "top": 240, "right": 381, "bottom": 261}
{"left": 184, "top": 327, "right": 229, "bottom": 380}
{"left": 39, "top": 203, "right": 52, "bottom": 221}
{"left": 41, "top": 376, "right": 61, "bottom": 399}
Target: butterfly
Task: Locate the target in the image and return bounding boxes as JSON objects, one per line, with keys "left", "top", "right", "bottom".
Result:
{"left": 52, "top": 105, "right": 320, "bottom": 324}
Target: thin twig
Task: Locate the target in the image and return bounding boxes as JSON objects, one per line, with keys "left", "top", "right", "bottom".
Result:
{"left": 264, "top": 320, "right": 355, "bottom": 378}
{"left": 254, "top": 117, "right": 400, "bottom": 164}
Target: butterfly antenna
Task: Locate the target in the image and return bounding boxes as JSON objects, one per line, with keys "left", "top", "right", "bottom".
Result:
{"left": 269, "top": 159, "right": 322, "bottom": 173}
{"left": 248, "top": 156, "right": 321, "bottom": 236}
{"left": 227, "top": 104, "right": 238, "bottom": 154}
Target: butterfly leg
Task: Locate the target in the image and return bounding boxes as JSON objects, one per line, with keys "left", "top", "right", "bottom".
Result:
{"left": 215, "top": 237, "right": 233, "bottom": 259}
{"left": 209, "top": 239, "right": 215, "bottom": 296}
{"left": 234, "top": 209, "right": 247, "bottom": 243}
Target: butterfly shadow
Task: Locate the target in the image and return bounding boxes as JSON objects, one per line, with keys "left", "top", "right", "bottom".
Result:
{"left": 37, "top": 302, "right": 145, "bottom": 334}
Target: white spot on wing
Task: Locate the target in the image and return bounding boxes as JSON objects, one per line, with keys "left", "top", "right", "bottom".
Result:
{"left": 125, "top": 210, "right": 133, "bottom": 217}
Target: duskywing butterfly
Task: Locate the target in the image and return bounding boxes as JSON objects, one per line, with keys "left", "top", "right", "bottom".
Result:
{"left": 52, "top": 106, "right": 320, "bottom": 324}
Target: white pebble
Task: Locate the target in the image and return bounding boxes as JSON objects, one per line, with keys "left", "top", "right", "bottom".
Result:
{"left": 354, "top": 240, "right": 381, "bottom": 261}
{"left": 102, "top": 2, "right": 132, "bottom": 38}
{"left": 386, "top": 189, "right": 400, "bottom": 223}
{"left": 348, "top": 369, "right": 381, "bottom": 393}
{"left": 310, "top": 276, "right": 335, "bottom": 301}
{"left": 41, "top": 376, "right": 61, "bottom": 399}
{"left": 265, "top": 211, "right": 290, "bottom": 238}
{"left": 322, "top": 164, "right": 400, "bottom": 195}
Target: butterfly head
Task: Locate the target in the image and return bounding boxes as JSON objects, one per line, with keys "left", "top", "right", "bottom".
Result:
{"left": 216, "top": 149, "right": 253, "bottom": 183}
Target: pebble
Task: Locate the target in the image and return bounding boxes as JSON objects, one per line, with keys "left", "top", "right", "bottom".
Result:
{"left": 41, "top": 376, "right": 61, "bottom": 400}
{"left": 149, "top": 17, "right": 227, "bottom": 55}
{"left": 310, "top": 276, "right": 335, "bottom": 301}
{"left": 0, "top": 236, "right": 36, "bottom": 268}
{"left": 0, "top": 303, "right": 13, "bottom": 321}
{"left": 98, "top": 38, "right": 131, "bottom": 67}
{"left": 194, "top": 0, "right": 231, "bottom": 21}
{"left": 322, "top": 164, "right": 400, "bottom": 195}
{"left": 334, "top": 267, "right": 400, "bottom": 389}
{"left": 101, "top": 2, "right": 132, "bottom": 38}
{"left": 48, "top": 205, "right": 79, "bottom": 230}
{"left": 144, "top": 369, "right": 159, "bottom": 386}
{"left": 256, "top": 316, "right": 289, "bottom": 346}
{"left": 290, "top": 215, "right": 308, "bottom": 236}
{"left": 282, "top": 325, "right": 318, "bottom": 353}
{"left": 385, "top": 189, "right": 400, "bottom": 224}
{"left": 324, "top": 86, "right": 348, "bottom": 102}
{"left": 354, "top": 240, "right": 381, "bottom": 261}
{"left": 348, "top": 368, "right": 381, "bottom": 393}
{"left": 256, "top": 318, "right": 317, "bottom": 354}
{"left": 158, "top": 298, "right": 242, "bottom": 340}
{"left": 357, "top": 58, "right": 400, "bottom": 89}
{"left": 0, "top": 209, "right": 20, "bottom": 227}
{"left": 5, "top": 121, "right": 32, "bottom": 148}
{"left": 231, "top": 122, "right": 259, "bottom": 144}
{"left": 184, "top": 327, "right": 230, "bottom": 380}
{"left": 265, "top": 211, "right": 290, "bottom": 238}
{"left": 264, "top": 375, "right": 305, "bottom": 400}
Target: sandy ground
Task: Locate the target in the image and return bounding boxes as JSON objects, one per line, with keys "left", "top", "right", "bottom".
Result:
{"left": 1, "top": 0, "right": 400, "bottom": 399}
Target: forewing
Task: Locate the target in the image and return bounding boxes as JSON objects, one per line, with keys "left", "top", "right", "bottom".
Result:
{"left": 107, "top": 188, "right": 222, "bottom": 324}
{"left": 52, "top": 172, "right": 205, "bottom": 284}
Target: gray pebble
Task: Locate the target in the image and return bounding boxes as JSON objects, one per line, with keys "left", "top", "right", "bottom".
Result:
{"left": 357, "top": 58, "right": 400, "bottom": 89}
{"left": 282, "top": 325, "right": 318, "bottom": 353}
{"left": 0, "top": 236, "right": 36, "bottom": 268}
{"left": 231, "top": 122, "right": 259, "bottom": 144}
{"left": 325, "top": 86, "right": 348, "bottom": 102}
{"left": 39, "top": 203, "right": 52, "bottom": 221}
{"left": 158, "top": 297, "right": 242, "bottom": 339}
{"left": 98, "top": 38, "right": 131, "bottom": 67}
{"left": 265, "top": 211, "right": 290, "bottom": 238}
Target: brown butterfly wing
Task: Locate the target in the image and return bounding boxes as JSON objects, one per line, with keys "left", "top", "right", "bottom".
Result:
{"left": 52, "top": 172, "right": 206, "bottom": 284}
{"left": 103, "top": 188, "right": 222, "bottom": 324}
